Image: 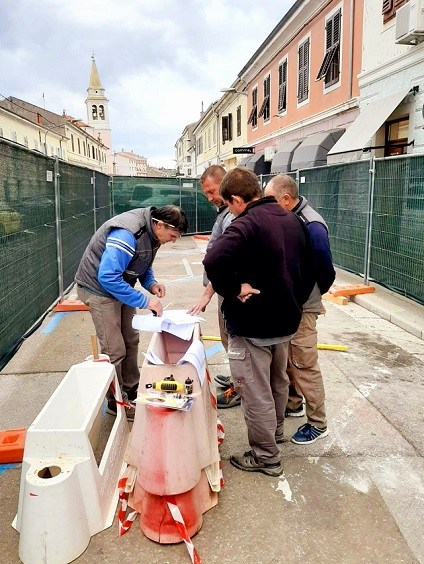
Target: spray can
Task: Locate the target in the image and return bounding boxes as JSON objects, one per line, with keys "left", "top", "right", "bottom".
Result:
{"left": 184, "top": 378, "right": 193, "bottom": 395}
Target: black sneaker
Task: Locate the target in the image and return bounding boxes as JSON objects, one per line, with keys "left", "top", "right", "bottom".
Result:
{"left": 230, "top": 450, "right": 283, "bottom": 477}
{"left": 214, "top": 375, "right": 232, "bottom": 388}
{"left": 275, "top": 433, "right": 286, "bottom": 444}
{"left": 217, "top": 386, "right": 241, "bottom": 409}
{"left": 285, "top": 403, "right": 306, "bottom": 418}
{"left": 127, "top": 385, "right": 138, "bottom": 401}
{"left": 106, "top": 400, "right": 135, "bottom": 422}
{"left": 291, "top": 423, "right": 329, "bottom": 445}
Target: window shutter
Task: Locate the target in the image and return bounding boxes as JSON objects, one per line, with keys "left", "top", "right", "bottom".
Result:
{"left": 326, "top": 19, "right": 333, "bottom": 49}
{"left": 257, "top": 96, "right": 269, "bottom": 118}
{"left": 333, "top": 11, "right": 341, "bottom": 44}
{"left": 393, "top": 0, "right": 405, "bottom": 6}
{"left": 382, "top": 0, "right": 392, "bottom": 14}
{"left": 303, "top": 39, "right": 309, "bottom": 99}
{"left": 278, "top": 60, "right": 287, "bottom": 111}
{"left": 247, "top": 106, "right": 256, "bottom": 125}
{"left": 298, "top": 43, "right": 304, "bottom": 100}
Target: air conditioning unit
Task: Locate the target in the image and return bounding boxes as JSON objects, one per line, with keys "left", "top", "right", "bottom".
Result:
{"left": 264, "top": 146, "right": 276, "bottom": 162}
{"left": 395, "top": 0, "right": 424, "bottom": 45}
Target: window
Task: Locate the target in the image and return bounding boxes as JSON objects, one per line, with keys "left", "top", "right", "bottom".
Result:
{"left": 298, "top": 39, "right": 310, "bottom": 103}
{"left": 78, "top": 138, "right": 81, "bottom": 154}
{"left": 34, "top": 139, "right": 38, "bottom": 150}
{"left": 385, "top": 117, "right": 409, "bottom": 156}
{"left": 11, "top": 130, "right": 17, "bottom": 142}
{"left": 236, "top": 105, "right": 241, "bottom": 136}
{"left": 222, "top": 114, "right": 233, "bottom": 143}
{"left": 258, "top": 75, "right": 270, "bottom": 121}
{"left": 278, "top": 59, "right": 288, "bottom": 112}
{"left": 208, "top": 128, "right": 211, "bottom": 148}
{"left": 24, "top": 136, "right": 28, "bottom": 147}
{"left": 99, "top": 105, "right": 105, "bottom": 119}
{"left": 0, "top": 126, "right": 3, "bottom": 137}
{"left": 187, "top": 168, "right": 192, "bottom": 176}
{"left": 247, "top": 87, "right": 258, "bottom": 127}
{"left": 316, "top": 10, "right": 341, "bottom": 87}
{"left": 382, "top": 0, "right": 408, "bottom": 23}
{"left": 71, "top": 134, "right": 75, "bottom": 152}
{"left": 92, "top": 105, "right": 98, "bottom": 120}
{"left": 187, "top": 156, "right": 191, "bottom": 163}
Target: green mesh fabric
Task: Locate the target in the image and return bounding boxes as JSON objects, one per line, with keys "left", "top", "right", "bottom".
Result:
{"left": 111, "top": 176, "right": 216, "bottom": 234}
{"left": 371, "top": 157, "right": 424, "bottom": 302}
{"left": 1, "top": 139, "right": 423, "bottom": 367}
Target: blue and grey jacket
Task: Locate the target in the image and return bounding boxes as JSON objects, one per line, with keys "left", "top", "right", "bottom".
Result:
{"left": 292, "top": 197, "right": 335, "bottom": 312}
{"left": 75, "top": 207, "right": 160, "bottom": 308}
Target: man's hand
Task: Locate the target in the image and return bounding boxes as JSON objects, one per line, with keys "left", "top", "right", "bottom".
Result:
{"left": 237, "top": 283, "right": 260, "bottom": 303}
{"left": 147, "top": 297, "right": 163, "bottom": 317}
{"left": 188, "top": 283, "right": 215, "bottom": 315}
{"left": 150, "top": 283, "right": 166, "bottom": 298}
{"left": 188, "top": 294, "right": 212, "bottom": 315}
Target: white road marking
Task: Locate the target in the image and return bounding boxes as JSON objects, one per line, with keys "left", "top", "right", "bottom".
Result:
{"left": 182, "top": 258, "right": 193, "bottom": 277}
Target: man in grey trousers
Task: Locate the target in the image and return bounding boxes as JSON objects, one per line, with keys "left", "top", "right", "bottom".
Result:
{"left": 204, "top": 168, "right": 315, "bottom": 476}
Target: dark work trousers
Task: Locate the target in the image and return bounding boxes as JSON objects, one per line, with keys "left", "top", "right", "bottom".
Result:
{"left": 228, "top": 334, "right": 289, "bottom": 464}
{"left": 77, "top": 286, "right": 140, "bottom": 402}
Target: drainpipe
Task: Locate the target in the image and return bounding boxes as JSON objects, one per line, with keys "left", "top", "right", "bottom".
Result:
{"left": 348, "top": 0, "right": 355, "bottom": 100}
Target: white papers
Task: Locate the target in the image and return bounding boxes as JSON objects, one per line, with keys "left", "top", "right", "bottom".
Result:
{"left": 177, "top": 340, "right": 206, "bottom": 385}
{"left": 142, "top": 350, "right": 164, "bottom": 364}
{"left": 132, "top": 310, "right": 204, "bottom": 340}
{"left": 142, "top": 338, "right": 206, "bottom": 385}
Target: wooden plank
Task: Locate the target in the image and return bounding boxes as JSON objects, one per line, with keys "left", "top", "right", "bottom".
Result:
{"left": 329, "top": 284, "right": 375, "bottom": 297}
{"left": 322, "top": 293, "right": 349, "bottom": 305}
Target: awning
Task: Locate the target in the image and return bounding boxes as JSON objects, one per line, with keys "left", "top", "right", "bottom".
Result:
{"left": 328, "top": 88, "right": 410, "bottom": 156}
{"left": 238, "top": 156, "right": 253, "bottom": 167}
{"left": 291, "top": 129, "right": 345, "bottom": 170}
{"left": 270, "top": 140, "right": 302, "bottom": 174}
{"left": 245, "top": 151, "right": 271, "bottom": 175}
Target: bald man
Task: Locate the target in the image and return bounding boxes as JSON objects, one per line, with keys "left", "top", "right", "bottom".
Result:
{"left": 264, "top": 175, "right": 335, "bottom": 444}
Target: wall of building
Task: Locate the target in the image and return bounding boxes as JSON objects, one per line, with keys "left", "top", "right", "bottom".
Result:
{"left": 244, "top": 0, "right": 363, "bottom": 148}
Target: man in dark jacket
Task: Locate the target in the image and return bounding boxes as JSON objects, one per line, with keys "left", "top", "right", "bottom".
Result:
{"left": 203, "top": 167, "right": 315, "bottom": 476}
{"left": 75, "top": 205, "right": 188, "bottom": 421}
{"left": 265, "top": 175, "right": 335, "bottom": 444}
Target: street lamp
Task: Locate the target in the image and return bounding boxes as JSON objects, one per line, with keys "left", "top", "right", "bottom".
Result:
{"left": 220, "top": 88, "right": 248, "bottom": 96}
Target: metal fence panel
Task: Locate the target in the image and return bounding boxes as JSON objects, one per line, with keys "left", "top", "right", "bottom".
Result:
{"left": 0, "top": 141, "right": 59, "bottom": 364}
{"left": 371, "top": 156, "right": 424, "bottom": 302}
{"left": 290, "top": 162, "right": 371, "bottom": 275}
{"left": 111, "top": 176, "right": 216, "bottom": 234}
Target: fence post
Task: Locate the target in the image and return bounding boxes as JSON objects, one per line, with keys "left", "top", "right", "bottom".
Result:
{"left": 54, "top": 157, "right": 64, "bottom": 301}
{"left": 92, "top": 171, "right": 97, "bottom": 232}
{"left": 109, "top": 176, "right": 115, "bottom": 217}
{"left": 195, "top": 178, "right": 198, "bottom": 234}
{"left": 363, "top": 157, "right": 375, "bottom": 285}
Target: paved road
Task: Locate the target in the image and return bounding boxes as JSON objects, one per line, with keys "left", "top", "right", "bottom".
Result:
{"left": 1, "top": 236, "right": 423, "bottom": 563}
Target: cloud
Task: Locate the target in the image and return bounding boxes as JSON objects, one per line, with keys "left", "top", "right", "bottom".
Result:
{"left": 0, "top": 0, "right": 294, "bottom": 168}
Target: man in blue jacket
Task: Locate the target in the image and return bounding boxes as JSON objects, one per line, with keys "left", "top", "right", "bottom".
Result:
{"left": 264, "top": 174, "right": 335, "bottom": 444}
{"left": 203, "top": 168, "right": 315, "bottom": 476}
{"left": 75, "top": 205, "right": 188, "bottom": 421}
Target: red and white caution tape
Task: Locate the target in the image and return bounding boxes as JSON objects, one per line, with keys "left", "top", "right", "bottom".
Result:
{"left": 117, "top": 477, "right": 138, "bottom": 536}
{"left": 165, "top": 496, "right": 202, "bottom": 564}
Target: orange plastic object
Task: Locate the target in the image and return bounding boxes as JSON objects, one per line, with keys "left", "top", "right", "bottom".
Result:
{"left": 329, "top": 284, "right": 375, "bottom": 297}
{"left": 193, "top": 235, "right": 210, "bottom": 240}
{"left": 53, "top": 299, "right": 89, "bottom": 312}
{"left": 0, "top": 428, "right": 26, "bottom": 463}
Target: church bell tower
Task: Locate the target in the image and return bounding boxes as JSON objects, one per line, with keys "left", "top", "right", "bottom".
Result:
{"left": 85, "top": 55, "right": 112, "bottom": 168}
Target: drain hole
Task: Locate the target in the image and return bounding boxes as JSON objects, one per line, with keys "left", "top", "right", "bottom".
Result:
{"left": 38, "top": 466, "right": 61, "bottom": 479}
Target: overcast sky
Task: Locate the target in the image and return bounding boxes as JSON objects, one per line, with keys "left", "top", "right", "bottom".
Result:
{"left": 1, "top": 0, "right": 294, "bottom": 168}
